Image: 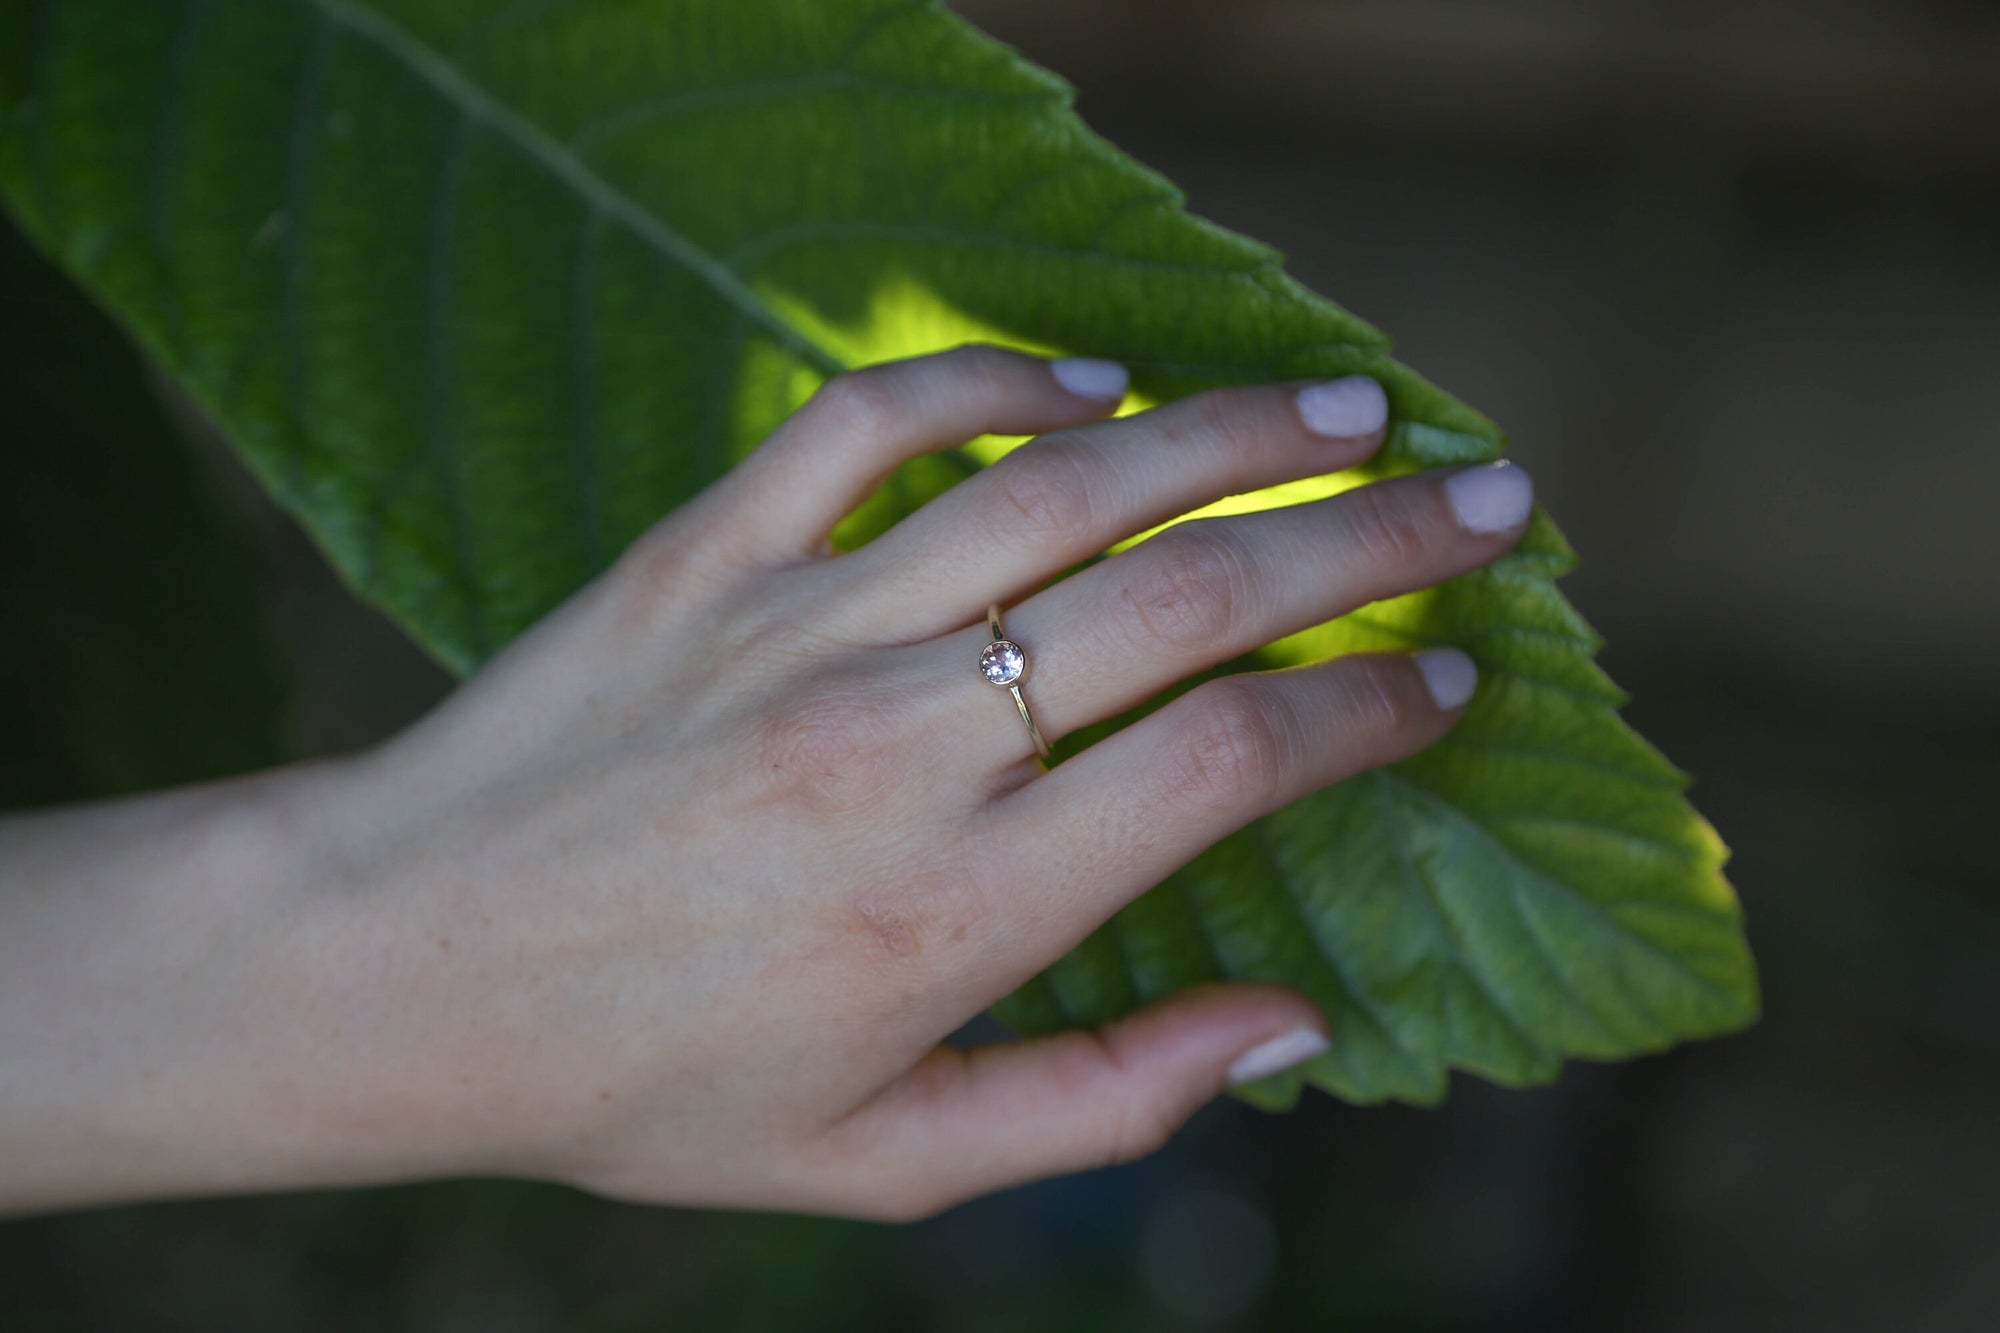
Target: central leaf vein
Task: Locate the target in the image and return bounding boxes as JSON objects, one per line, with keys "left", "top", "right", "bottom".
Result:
{"left": 1386, "top": 774, "right": 1740, "bottom": 1011}
{"left": 1369, "top": 773, "right": 1545, "bottom": 1060}
{"left": 299, "top": 0, "right": 845, "bottom": 377}
{"left": 1250, "top": 819, "right": 1430, "bottom": 1084}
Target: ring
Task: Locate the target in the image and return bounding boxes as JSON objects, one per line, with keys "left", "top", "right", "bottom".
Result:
{"left": 978, "top": 602, "right": 1050, "bottom": 759}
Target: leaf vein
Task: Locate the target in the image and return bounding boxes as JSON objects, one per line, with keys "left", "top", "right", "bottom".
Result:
{"left": 1368, "top": 773, "right": 1548, "bottom": 1058}
{"left": 567, "top": 68, "right": 1057, "bottom": 157}
{"left": 722, "top": 218, "right": 1276, "bottom": 284}
{"left": 1338, "top": 607, "right": 1602, "bottom": 658}
{"left": 568, "top": 205, "right": 609, "bottom": 573}
{"left": 1248, "top": 818, "right": 1432, "bottom": 1085}
{"left": 424, "top": 113, "right": 488, "bottom": 657}
{"left": 693, "top": 310, "right": 749, "bottom": 500}
{"left": 24, "top": 0, "right": 62, "bottom": 234}
{"left": 1483, "top": 813, "right": 1713, "bottom": 866}
{"left": 1103, "top": 911, "right": 1146, "bottom": 1010}
{"left": 1428, "top": 734, "right": 1685, "bottom": 791}
{"left": 279, "top": 10, "right": 336, "bottom": 496}
{"left": 448, "top": 0, "right": 566, "bottom": 62}
{"left": 1382, "top": 772, "right": 1643, "bottom": 1050}
{"left": 1168, "top": 872, "right": 1230, "bottom": 985}
{"left": 143, "top": 0, "right": 209, "bottom": 361}
{"left": 298, "top": 0, "right": 844, "bottom": 377}
{"left": 1083, "top": 187, "right": 1184, "bottom": 250}
{"left": 1385, "top": 774, "right": 1744, "bottom": 1012}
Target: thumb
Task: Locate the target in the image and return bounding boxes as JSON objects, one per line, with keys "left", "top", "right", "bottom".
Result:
{"left": 814, "top": 984, "right": 1330, "bottom": 1221}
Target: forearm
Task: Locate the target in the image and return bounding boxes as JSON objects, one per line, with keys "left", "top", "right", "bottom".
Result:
{"left": 0, "top": 759, "right": 435, "bottom": 1213}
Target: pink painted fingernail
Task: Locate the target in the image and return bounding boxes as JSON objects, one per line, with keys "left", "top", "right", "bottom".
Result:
{"left": 1051, "top": 356, "right": 1129, "bottom": 401}
{"left": 1227, "top": 1026, "right": 1330, "bottom": 1086}
{"left": 1443, "top": 460, "right": 1534, "bottom": 534}
{"left": 1295, "top": 376, "right": 1387, "bottom": 438}
{"left": 1415, "top": 648, "right": 1479, "bottom": 710}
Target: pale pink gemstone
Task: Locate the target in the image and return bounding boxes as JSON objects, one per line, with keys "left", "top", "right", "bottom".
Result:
{"left": 979, "top": 640, "right": 1025, "bottom": 685}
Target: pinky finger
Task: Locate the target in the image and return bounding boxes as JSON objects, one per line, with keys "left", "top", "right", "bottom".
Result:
{"left": 966, "top": 649, "right": 1481, "bottom": 994}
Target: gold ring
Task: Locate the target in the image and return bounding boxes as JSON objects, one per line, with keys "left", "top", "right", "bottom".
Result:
{"left": 978, "top": 602, "right": 1050, "bottom": 759}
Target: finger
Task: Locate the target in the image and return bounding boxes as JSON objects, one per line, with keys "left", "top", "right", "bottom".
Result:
{"left": 955, "top": 459, "right": 1530, "bottom": 764}
{"left": 696, "top": 343, "right": 1130, "bottom": 565}
{"left": 976, "top": 650, "right": 1479, "bottom": 972}
{"left": 811, "top": 984, "right": 1327, "bottom": 1221}
{"left": 828, "top": 376, "right": 1391, "bottom": 641}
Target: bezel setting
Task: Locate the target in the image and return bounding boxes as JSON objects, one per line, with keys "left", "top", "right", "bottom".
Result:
{"left": 979, "top": 639, "right": 1027, "bottom": 686}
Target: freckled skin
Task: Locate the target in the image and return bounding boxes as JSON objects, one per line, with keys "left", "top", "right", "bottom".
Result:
{"left": 854, "top": 895, "right": 920, "bottom": 959}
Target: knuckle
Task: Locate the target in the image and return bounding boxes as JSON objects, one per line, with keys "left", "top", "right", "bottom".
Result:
{"left": 1103, "top": 1096, "right": 1179, "bottom": 1167}
{"left": 753, "top": 679, "right": 901, "bottom": 814}
{"left": 1338, "top": 658, "right": 1420, "bottom": 739}
{"left": 943, "top": 341, "right": 1017, "bottom": 393}
{"left": 988, "top": 437, "right": 1101, "bottom": 541}
{"left": 1049, "top": 1032, "right": 1180, "bottom": 1168}
{"left": 613, "top": 521, "right": 698, "bottom": 596}
{"left": 1163, "top": 678, "right": 1290, "bottom": 809}
{"left": 808, "top": 366, "right": 904, "bottom": 435}
{"left": 1123, "top": 523, "right": 1251, "bottom": 648}
{"left": 1178, "top": 385, "right": 1269, "bottom": 457}
{"left": 607, "top": 517, "right": 728, "bottom": 621}
{"left": 1340, "top": 481, "right": 1433, "bottom": 569}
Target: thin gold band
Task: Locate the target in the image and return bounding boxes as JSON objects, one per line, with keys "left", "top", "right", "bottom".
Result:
{"left": 985, "top": 602, "right": 1051, "bottom": 759}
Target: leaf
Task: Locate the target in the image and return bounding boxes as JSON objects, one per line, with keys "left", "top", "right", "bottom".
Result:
{"left": 0, "top": 0, "right": 1756, "bottom": 1103}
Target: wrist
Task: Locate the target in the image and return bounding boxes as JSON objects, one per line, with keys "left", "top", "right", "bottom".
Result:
{"left": 207, "top": 747, "right": 520, "bottom": 1193}
{"left": 0, "top": 752, "right": 488, "bottom": 1211}
{"left": 253, "top": 742, "right": 586, "bottom": 1192}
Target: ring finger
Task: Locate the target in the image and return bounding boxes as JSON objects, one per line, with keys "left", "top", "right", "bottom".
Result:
{"left": 946, "top": 458, "right": 1535, "bottom": 766}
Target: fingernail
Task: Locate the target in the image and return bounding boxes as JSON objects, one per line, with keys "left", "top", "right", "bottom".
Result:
{"left": 1051, "top": 356, "right": 1129, "bottom": 402}
{"left": 1443, "top": 459, "right": 1534, "bottom": 534}
{"left": 1415, "top": 647, "right": 1479, "bottom": 710}
{"left": 1227, "top": 1026, "right": 1330, "bottom": 1086}
{"left": 1295, "top": 376, "right": 1387, "bottom": 438}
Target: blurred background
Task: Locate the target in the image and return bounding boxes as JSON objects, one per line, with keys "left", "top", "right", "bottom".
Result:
{"left": 5, "top": 0, "right": 1998, "bottom": 1327}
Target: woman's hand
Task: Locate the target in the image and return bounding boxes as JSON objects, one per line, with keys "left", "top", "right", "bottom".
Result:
{"left": 0, "top": 345, "right": 1533, "bottom": 1219}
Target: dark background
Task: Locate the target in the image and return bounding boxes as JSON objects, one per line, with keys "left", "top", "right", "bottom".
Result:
{"left": 5, "top": 0, "right": 1998, "bottom": 1327}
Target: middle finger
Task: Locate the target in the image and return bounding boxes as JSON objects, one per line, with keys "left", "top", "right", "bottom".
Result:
{"left": 825, "top": 376, "right": 1393, "bottom": 642}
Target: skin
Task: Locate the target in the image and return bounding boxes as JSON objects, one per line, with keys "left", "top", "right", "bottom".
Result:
{"left": 0, "top": 345, "right": 1532, "bottom": 1220}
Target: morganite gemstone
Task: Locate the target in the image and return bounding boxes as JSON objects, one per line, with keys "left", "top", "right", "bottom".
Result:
{"left": 980, "top": 640, "right": 1026, "bottom": 685}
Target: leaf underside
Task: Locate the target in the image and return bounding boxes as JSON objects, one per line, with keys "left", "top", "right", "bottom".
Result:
{"left": 0, "top": 0, "right": 1756, "bottom": 1106}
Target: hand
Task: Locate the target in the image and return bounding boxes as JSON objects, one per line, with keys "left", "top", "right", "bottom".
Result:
{"left": 0, "top": 345, "right": 1534, "bottom": 1219}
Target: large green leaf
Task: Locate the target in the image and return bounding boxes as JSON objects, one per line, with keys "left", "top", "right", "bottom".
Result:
{"left": 0, "top": 0, "right": 1756, "bottom": 1105}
